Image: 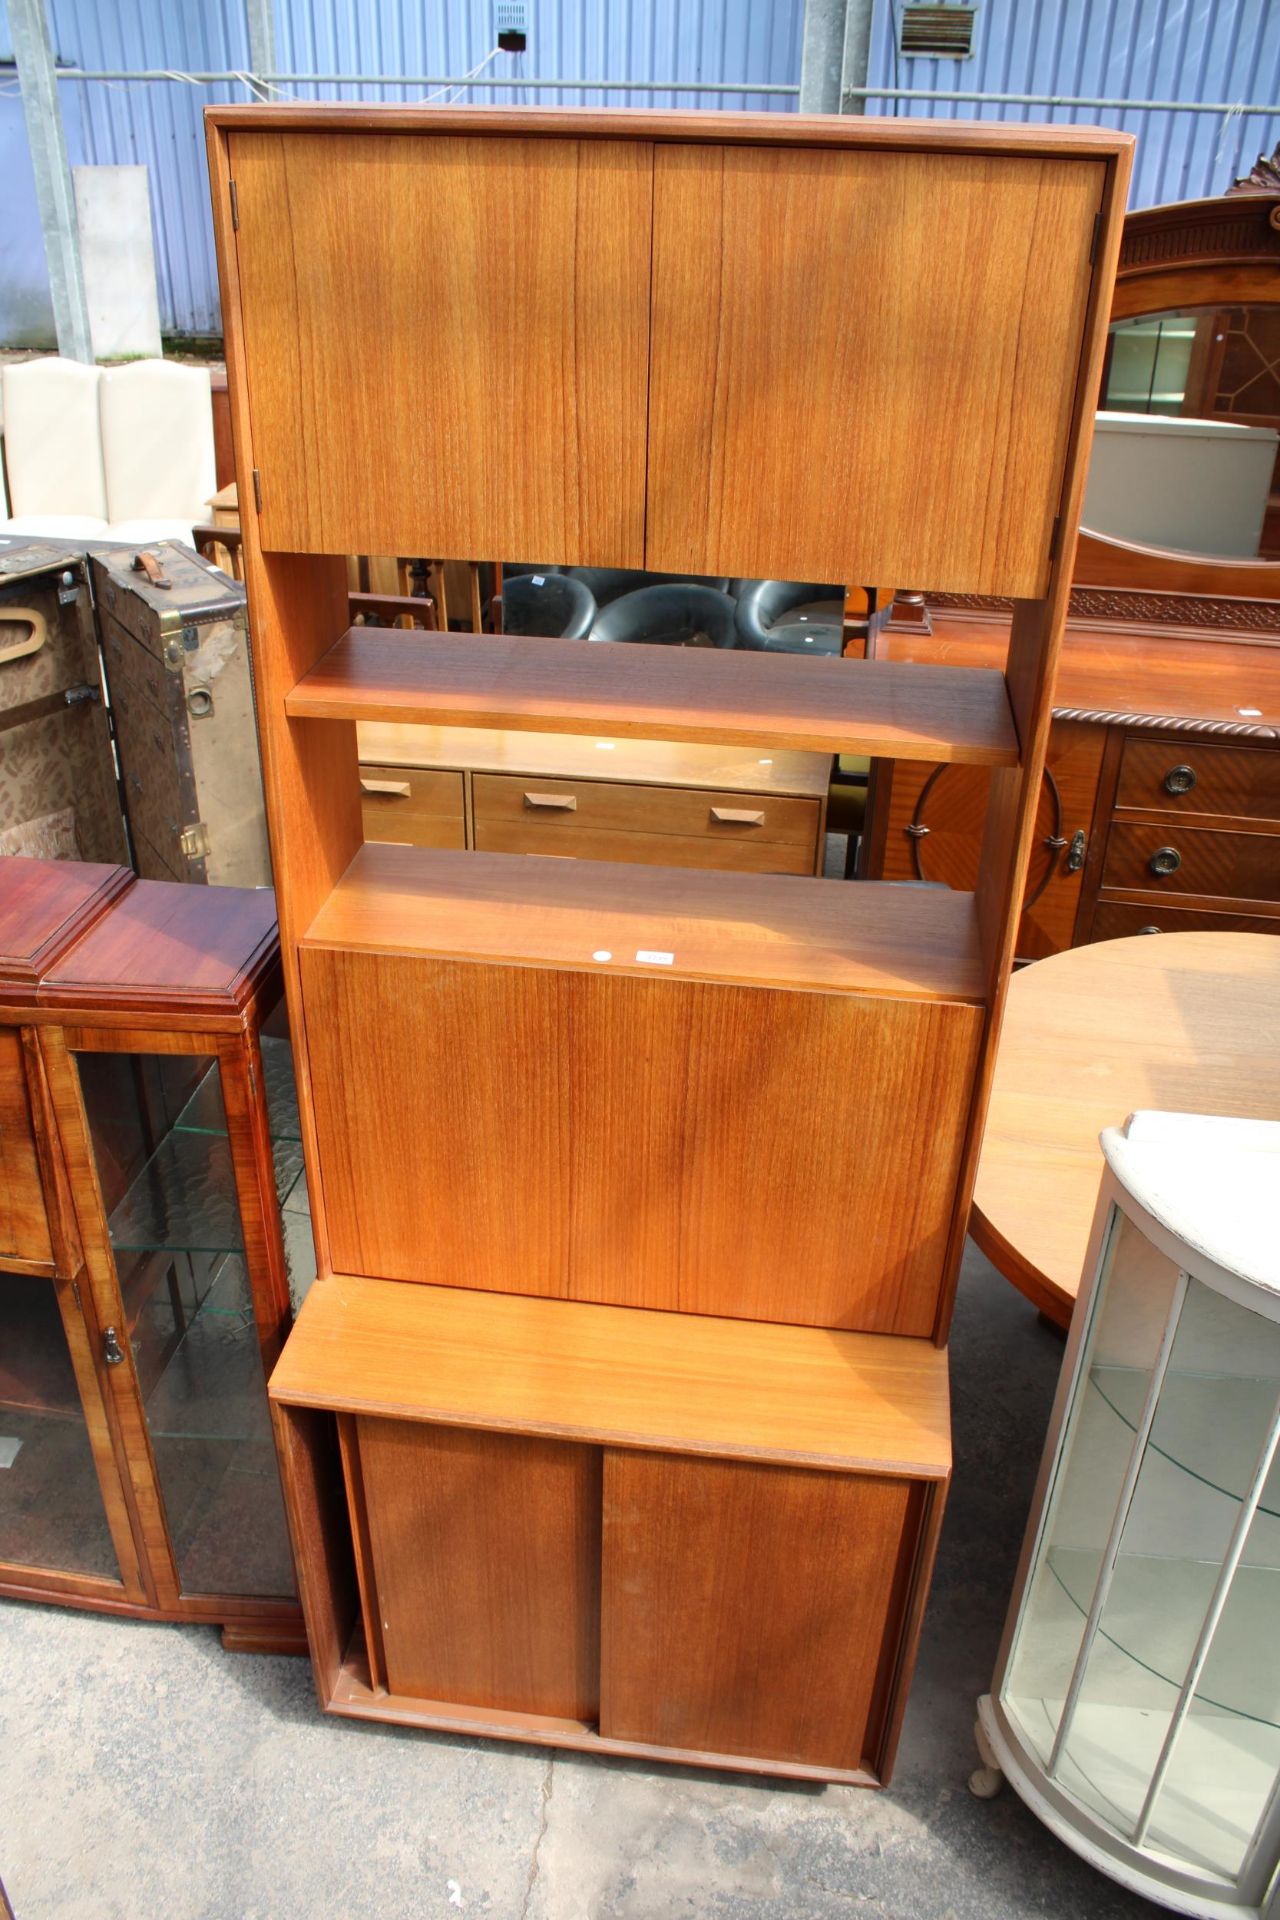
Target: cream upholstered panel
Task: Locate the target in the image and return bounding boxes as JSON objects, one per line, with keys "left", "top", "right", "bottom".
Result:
{"left": 100, "top": 360, "right": 216, "bottom": 526}
{"left": 1, "top": 358, "right": 108, "bottom": 521}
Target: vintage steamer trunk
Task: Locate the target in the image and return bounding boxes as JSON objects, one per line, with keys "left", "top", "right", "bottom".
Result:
{"left": 92, "top": 542, "right": 271, "bottom": 888}
{"left": 0, "top": 541, "right": 127, "bottom": 864}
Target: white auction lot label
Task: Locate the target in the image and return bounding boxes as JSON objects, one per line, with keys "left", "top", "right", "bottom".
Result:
{"left": 635, "top": 950, "right": 674, "bottom": 966}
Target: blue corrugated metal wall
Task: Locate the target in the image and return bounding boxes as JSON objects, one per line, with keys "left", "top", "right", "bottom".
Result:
{"left": 2, "top": 0, "right": 1279, "bottom": 344}
{"left": 866, "top": 0, "right": 1280, "bottom": 209}
{"left": 43, "top": 0, "right": 252, "bottom": 336}
{"left": 274, "top": 0, "right": 801, "bottom": 111}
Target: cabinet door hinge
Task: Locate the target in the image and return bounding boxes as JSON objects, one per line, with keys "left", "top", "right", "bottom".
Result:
{"left": 252, "top": 468, "right": 263, "bottom": 514}
{"left": 72, "top": 1278, "right": 82, "bottom": 1310}
{"left": 229, "top": 179, "right": 240, "bottom": 231}
{"left": 247, "top": 1055, "right": 258, "bottom": 1101}
{"left": 1089, "top": 209, "right": 1102, "bottom": 265}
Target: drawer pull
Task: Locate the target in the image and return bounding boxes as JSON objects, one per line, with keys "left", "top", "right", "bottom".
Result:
{"left": 710, "top": 807, "right": 765, "bottom": 827}
{"left": 1137, "top": 925, "right": 1162, "bottom": 935}
{"left": 1163, "top": 764, "right": 1197, "bottom": 796}
{"left": 361, "top": 779, "right": 412, "bottom": 797}
{"left": 523, "top": 792, "right": 577, "bottom": 811}
{"left": 1149, "top": 846, "right": 1182, "bottom": 876}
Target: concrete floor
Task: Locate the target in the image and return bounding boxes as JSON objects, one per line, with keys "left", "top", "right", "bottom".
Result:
{"left": 0, "top": 1244, "right": 1161, "bottom": 1920}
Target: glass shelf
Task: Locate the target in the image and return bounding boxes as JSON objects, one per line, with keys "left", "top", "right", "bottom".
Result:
{"left": 108, "top": 1128, "right": 305, "bottom": 1256}
{"left": 1044, "top": 1547, "right": 1280, "bottom": 1728}
{"left": 1091, "top": 1364, "right": 1280, "bottom": 1518}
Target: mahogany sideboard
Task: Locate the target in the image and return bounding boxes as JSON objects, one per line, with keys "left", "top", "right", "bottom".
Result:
{"left": 864, "top": 613, "right": 1280, "bottom": 955}
{"left": 0, "top": 856, "right": 307, "bottom": 1651}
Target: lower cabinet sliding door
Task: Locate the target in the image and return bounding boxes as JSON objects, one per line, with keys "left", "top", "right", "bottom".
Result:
{"left": 320, "top": 1406, "right": 945, "bottom": 1783}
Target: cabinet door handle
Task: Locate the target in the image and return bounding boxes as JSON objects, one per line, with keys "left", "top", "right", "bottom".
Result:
{"left": 1163, "top": 764, "right": 1197, "bottom": 796}
{"left": 710, "top": 807, "right": 765, "bottom": 826}
{"left": 103, "top": 1326, "right": 126, "bottom": 1367}
{"left": 523, "top": 792, "right": 577, "bottom": 811}
{"left": 1149, "top": 846, "right": 1182, "bottom": 876}
{"left": 360, "top": 779, "right": 411, "bottom": 797}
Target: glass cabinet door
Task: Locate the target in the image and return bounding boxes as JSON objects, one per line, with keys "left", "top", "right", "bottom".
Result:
{"left": 1002, "top": 1205, "right": 1280, "bottom": 1900}
{"left": 0, "top": 1266, "right": 123, "bottom": 1583}
{"left": 72, "top": 1035, "right": 308, "bottom": 1603}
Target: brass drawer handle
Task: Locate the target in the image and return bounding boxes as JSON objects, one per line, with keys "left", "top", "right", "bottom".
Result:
{"left": 1163, "top": 764, "right": 1197, "bottom": 796}
{"left": 523, "top": 792, "right": 577, "bottom": 811}
{"left": 710, "top": 807, "right": 765, "bottom": 826}
{"left": 1149, "top": 846, "right": 1182, "bottom": 876}
{"left": 361, "top": 779, "right": 412, "bottom": 797}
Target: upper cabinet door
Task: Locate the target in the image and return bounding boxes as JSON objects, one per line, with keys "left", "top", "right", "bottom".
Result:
{"left": 229, "top": 133, "right": 653, "bottom": 565}
{"left": 645, "top": 145, "right": 1104, "bottom": 595}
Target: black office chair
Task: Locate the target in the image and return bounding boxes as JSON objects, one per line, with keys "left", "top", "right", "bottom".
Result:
{"left": 734, "top": 580, "right": 844, "bottom": 655}
{"left": 501, "top": 571, "right": 596, "bottom": 639}
{"left": 590, "top": 583, "right": 737, "bottom": 647}
{"left": 567, "top": 568, "right": 734, "bottom": 607}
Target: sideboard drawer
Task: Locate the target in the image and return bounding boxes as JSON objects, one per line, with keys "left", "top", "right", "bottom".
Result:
{"left": 1102, "top": 822, "right": 1280, "bottom": 905}
{"left": 473, "top": 772, "right": 820, "bottom": 874}
{"left": 360, "top": 764, "right": 465, "bottom": 849}
{"left": 1089, "top": 900, "right": 1280, "bottom": 942}
{"left": 1116, "top": 738, "right": 1280, "bottom": 824}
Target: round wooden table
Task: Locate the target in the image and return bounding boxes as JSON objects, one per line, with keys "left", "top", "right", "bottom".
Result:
{"left": 971, "top": 932, "right": 1280, "bottom": 1328}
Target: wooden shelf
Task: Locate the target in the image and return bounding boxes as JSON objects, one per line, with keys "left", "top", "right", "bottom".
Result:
{"left": 303, "top": 843, "right": 987, "bottom": 1005}
{"left": 355, "top": 722, "right": 832, "bottom": 799}
{"left": 270, "top": 1275, "right": 952, "bottom": 1478}
{"left": 286, "top": 629, "right": 1020, "bottom": 768}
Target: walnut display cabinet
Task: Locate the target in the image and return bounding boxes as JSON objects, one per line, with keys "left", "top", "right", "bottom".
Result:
{"left": 206, "top": 104, "right": 1132, "bottom": 1780}
{"left": 0, "top": 856, "right": 311, "bottom": 1652}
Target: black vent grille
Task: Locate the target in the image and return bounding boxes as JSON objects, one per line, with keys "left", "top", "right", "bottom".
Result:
{"left": 899, "top": 4, "right": 977, "bottom": 57}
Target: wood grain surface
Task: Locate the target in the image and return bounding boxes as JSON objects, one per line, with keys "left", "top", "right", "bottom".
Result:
{"left": 300, "top": 945, "right": 982, "bottom": 1332}
{"left": 229, "top": 131, "right": 651, "bottom": 561}
{"left": 287, "top": 628, "right": 1019, "bottom": 767}
{"left": 0, "top": 859, "right": 133, "bottom": 1006}
{"left": 304, "top": 843, "right": 987, "bottom": 1003}
{"left": 38, "top": 880, "right": 278, "bottom": 1021}
{"left": 972, "top": 932, "right": 1280, "bottom": 1324}
{"left": 207, "top": 102, "right": 1133, "bottom": 161}
{"left": 359, "top": 764, "right": 466, "bottom": 850}
{"left": 875, "top": 614, "right": 1280, "bottom": 736}
{"left": 356, "top": 1420, "right": 601, "bottom": 1717}
{"left": 355, "top": 723, "right": 832, "bottom": 798}
{"left": 645, "top": 146, "right": 1103, "bottom": 593}
{"left": 600, "top": 1451, "right": 922, "bottom": 1770}
{"left": 869, "top": 720, "right": 1109, "bottom": 960}
{"left": 1115, "top": 738, "right": 1280, "bottom": 829}
{"left": 0, "top": 1028, "right": 54, "bottom": 1266}
{"left": 1087, "top": 901, "right": 1280, "bottom": 940}
{"left": 269, "top": 1275, "right": 952, "bottom": 1478}
{"left": 1101, "top": 821, "right": 1280, "bottom": 908}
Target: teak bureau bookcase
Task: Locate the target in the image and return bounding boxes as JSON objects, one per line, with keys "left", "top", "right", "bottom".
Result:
{"left": 206, "top": 104, "right": 1131, "bottom": 1783}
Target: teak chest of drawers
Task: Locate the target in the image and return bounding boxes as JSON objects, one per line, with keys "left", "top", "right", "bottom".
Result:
{"left": 357, "top": 721, "right": 830, "bottom": 875}
{"left": 207, "top": 102, "right": 1131, "bottom": 1780}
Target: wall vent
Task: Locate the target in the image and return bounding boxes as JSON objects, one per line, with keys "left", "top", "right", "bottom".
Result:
{"left": 899, "top": 5, "right": 977, "bottom": 58}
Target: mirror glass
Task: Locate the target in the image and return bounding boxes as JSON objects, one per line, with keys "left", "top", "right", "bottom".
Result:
{"left": 1083, "top": 304, "right": 1280, "bottom": 561}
